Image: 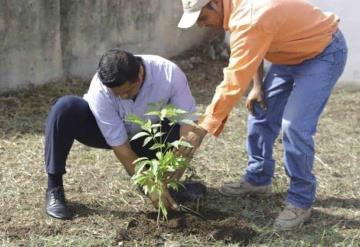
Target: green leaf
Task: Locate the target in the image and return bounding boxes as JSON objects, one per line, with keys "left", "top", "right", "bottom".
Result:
{"left": 169, "top": 140, "right": 193, "bottom": 149}
{"left": 151, "top": 123, "right": 162, "bottom": 129}
{"left": 152, "top": 161, "right": 159, "bottom": 177}
{"left": 177, "top": 140, "right": 193, "bottom": 148}
{"left": 133, "top": 157, "right": 149, "bottom": 165}
{"left": 171, "top": 108, "right": 187, "bottom": 115}
{"left": 143, "top": 136, "right": 153, "bottom": 147}
{"left": 177, "top": 182, "right": 186, "bottom": 190}
{"left": 159, "top": 200, "right": 168, "bottom": 220}
{"left": 147, "top": 100, "right": 165, "bottom": 111}
{"left": 130, "top": 131, "right": 149, "bottom": 141}
{"left": 166, "top": 167, "right": 177, "bottom": 173}
{"left": 160, "top": 105, "right": 189, "bottom": 121}
{"left": 147, "top": 102, "right": 159, "bottom": 109}
{"left": 167, "top": 181, "right": 180, "bottom": 191}
{"left": 149, "top": 143, "right": 165, "bottom": 150}
{"left": 141, "top": 119, "right": 152, "bottom": 132}
{"left": 155, "top": 151, "right": 163, "bottom": 161}
{"left": 134, "top": 161, "right": 150, "bottom": 174}
{"left": 154, "top": 132, "right": 165, "bottom": 138}
{"left": 149, "top": 185, "right": 156, "bottom": 194}
{"left": 163, "top": 151, "right": 174, "bottom": 162}
{"left": 169, "top": 140, "right": 180, "bottom": 149}
{"left": 160, "top": 108, "right": 168, "bottom": 120}
{"left": 126, "top": 114, "right": 146, "bottom": 126}
{"left": 144, "top": 111, "right": 161, "bottom": 116}
{"left": 143, "top": 185, "right": 149, "bottom": 195}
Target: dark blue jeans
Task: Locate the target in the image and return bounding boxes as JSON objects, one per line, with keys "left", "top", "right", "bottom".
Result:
{"left": 44, "top": 95, "right": 180, "bottom": 175}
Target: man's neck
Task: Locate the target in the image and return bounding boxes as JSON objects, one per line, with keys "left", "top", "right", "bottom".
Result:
{"left": 132, "top": 64, "right": 145, "bottom": 101}
{"left": 222, "top": 0, "right": 231, "bottom": 30}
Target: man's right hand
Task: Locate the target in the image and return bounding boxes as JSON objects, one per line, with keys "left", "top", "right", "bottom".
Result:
{"left": 178, "top": 126, "right": 207, "bottom": 159}
{"left": 246, "top": 86, "right": 267, "bottom": 115}
{"left": 148, "top": 187, "right": 179, "bottom": 212}
{"left": 164, "top": 168, "right": 185, "bottom": 184}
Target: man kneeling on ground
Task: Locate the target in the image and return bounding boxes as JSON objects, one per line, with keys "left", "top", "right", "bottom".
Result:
{"left": 44, "top": 48, "right": 197, "bottom": 219}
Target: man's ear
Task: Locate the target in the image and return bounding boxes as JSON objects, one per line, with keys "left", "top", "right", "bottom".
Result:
{"left": 210, "top": 0, "right": 222, "bottom": 13}
{"left": 212, "top": 0, "right": 220, "bottom": 5}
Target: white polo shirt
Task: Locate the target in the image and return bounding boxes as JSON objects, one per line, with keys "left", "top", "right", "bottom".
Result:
{"left": 83, "top": 55, "right": 196, "bottom": 147}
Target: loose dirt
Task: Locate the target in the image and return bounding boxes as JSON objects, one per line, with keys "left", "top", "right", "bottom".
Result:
{"left": 115, "top": 208, "right": 256, "bottom": 245}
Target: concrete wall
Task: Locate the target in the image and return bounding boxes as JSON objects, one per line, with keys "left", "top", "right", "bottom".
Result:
{"left": 60, "top": 0, "right": 210, "bottom": 80}
{"left": 0, "top": 0, "right": 209, "bottom": 92}
{"left": 310, "top": 0, "right": 360, "bottom": 87}
{"left": 0, "top": 0, "right": 63, "bottom": 91}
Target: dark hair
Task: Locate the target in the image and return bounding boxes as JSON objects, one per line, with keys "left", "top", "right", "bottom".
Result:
{"left": 97, "top": 48, "right": 141, "bottom": 88}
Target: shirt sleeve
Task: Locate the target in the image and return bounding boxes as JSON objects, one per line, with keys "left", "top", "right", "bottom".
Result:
{"left": 87, "top": 89, "right": 129, "bottom": 147}
{"left": 199, "top": 25, "right": 274, "bottom": 136}
{"left": 169, "top": 66, "right": 198, "bottom": 122}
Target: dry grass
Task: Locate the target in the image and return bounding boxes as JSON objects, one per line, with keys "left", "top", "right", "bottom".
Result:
{"left": 1, "top": 50, "right": 360, "bottom": 246}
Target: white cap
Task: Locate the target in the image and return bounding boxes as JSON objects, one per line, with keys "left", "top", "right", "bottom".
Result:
{"left": 178, "top": 0, "right": 211, "bottom": 29}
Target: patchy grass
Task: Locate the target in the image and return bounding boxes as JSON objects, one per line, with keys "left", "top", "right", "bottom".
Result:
{"left": 1, "top": 50, "right": 360, "bottom": 246}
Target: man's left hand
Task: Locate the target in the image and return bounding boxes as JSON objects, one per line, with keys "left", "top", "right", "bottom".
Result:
{"left": 148, "top": 187, "right": 179, "bottom": 212}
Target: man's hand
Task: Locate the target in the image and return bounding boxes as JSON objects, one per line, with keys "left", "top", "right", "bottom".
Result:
{"left": 148, "top": 188, "right": 179, "bottom": 212}
{"left": 112, "top": 142, "right": 139, "bottom": 176}
{"left": 164, "top": 168, "right": 185, "bottom": 184}
{"left": 246, "top": 86, "right": 267, "bottom": 115}
{"left": 178, "top": 126, "right": 207, "bottom": 158}
{"left": 246, "top": 60, "right": 266, "bottom": 115}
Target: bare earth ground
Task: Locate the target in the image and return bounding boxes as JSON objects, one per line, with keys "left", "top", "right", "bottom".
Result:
{"left": 0, "top": 47, "right": 360, "bottom": 246}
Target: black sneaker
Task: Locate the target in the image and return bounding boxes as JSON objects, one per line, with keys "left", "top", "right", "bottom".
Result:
{"left": 45, "top": 186, "right": 71, "bottom": 219}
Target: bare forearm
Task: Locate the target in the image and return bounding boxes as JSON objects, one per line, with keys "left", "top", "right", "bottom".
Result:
{"left": 172, "top": 124, "right": 198, "bottom": 179}
{"left": 112, "top": 142, "right": 139, "bottom": 176}
{"left": 180, "top": 124, "right": 196, "bottom": 139}
{"left": 181, "top": 123, "right": 207, "bottom": 140}
{"left": 253, "top": 60, "right": 264, "bottom": 88}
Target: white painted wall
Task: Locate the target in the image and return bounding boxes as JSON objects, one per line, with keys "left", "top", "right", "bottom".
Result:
{"left": 310, "top": 0, "right": 360, "bottom": 87}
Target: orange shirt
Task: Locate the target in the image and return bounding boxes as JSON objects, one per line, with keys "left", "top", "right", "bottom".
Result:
{"left": 199, "top": 0, "right": 339, "bottom": 136}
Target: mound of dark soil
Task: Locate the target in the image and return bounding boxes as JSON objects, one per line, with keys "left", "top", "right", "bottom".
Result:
{"left": 115, "top": 209, "right": 256, "bottom": 245}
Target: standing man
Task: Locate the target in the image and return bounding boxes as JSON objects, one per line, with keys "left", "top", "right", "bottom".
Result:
{"left": 177, "top": 0, "right": 347, "bottom": 230}
{"left": 44, "top": 49, "right": 197, "bottom": 219}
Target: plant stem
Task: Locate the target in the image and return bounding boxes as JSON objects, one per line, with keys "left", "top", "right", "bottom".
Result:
{"left": 163, "top": 122, "right": 176, "bottom": 153}
{"left": 156, "top": 190, "right": 161, "bottom": 227}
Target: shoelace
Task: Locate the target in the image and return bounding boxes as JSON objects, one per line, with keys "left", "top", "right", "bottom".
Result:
{"left": 284, "top": 204, "right": 304, "bottom": 216}
{"left": 50, "top": 188, "right": 65, "bottom": 204}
